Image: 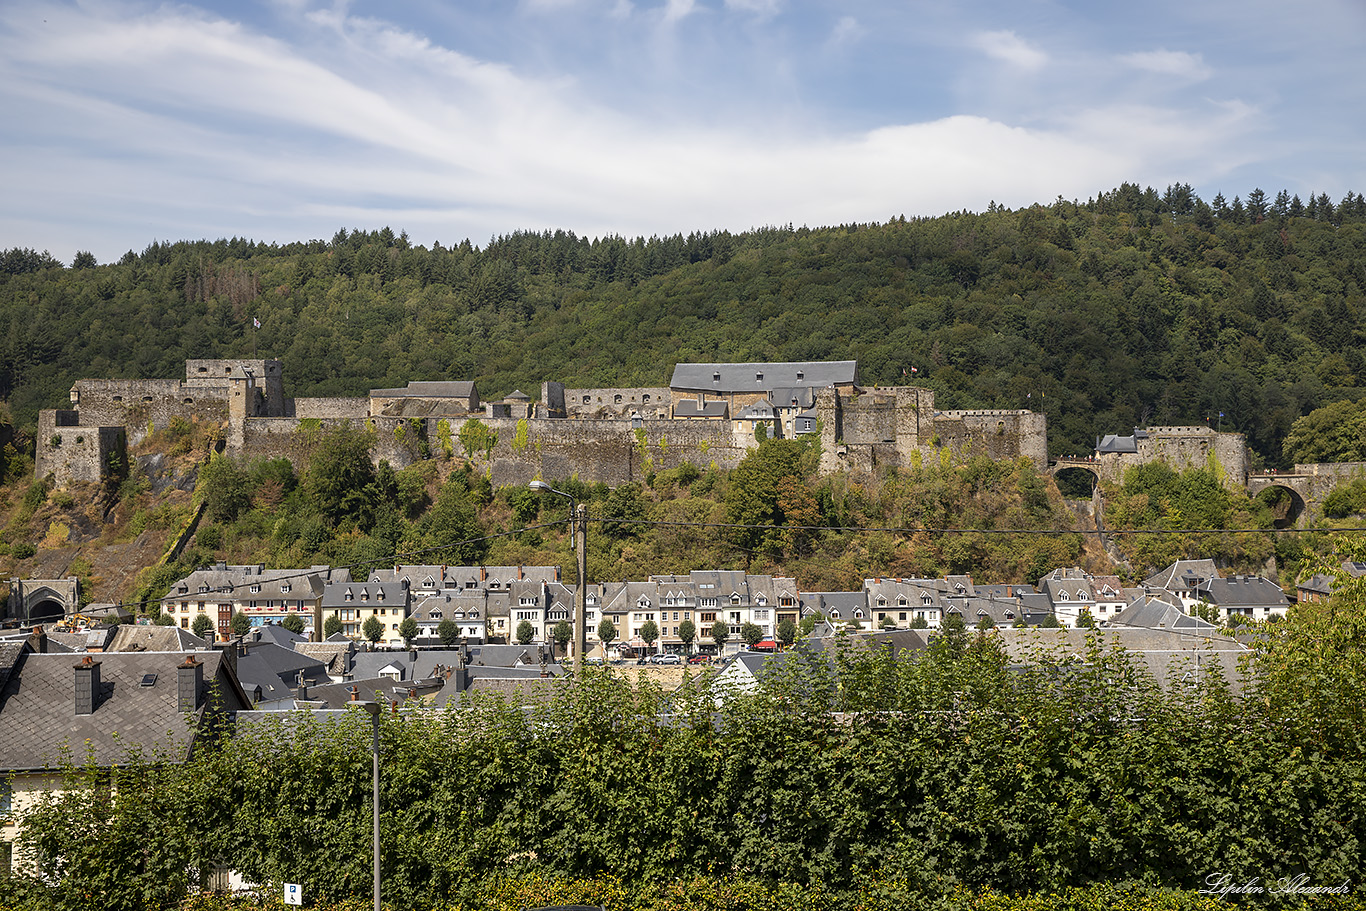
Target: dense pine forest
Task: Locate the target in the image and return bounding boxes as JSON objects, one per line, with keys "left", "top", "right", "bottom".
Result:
{"left": 2, "top": 182, "right": 1365, "bottom": 469}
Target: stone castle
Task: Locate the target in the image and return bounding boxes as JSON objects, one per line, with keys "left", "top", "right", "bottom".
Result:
{"left": 35, "top": 358, "right": 1052, "bottom": 488}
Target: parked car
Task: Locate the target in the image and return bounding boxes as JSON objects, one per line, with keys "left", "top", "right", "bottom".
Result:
{"left": 687, "top": 654, "right": 712, "bottom": 664}
{"left": 656, "top": 654, "right": 682, "bottom": 665}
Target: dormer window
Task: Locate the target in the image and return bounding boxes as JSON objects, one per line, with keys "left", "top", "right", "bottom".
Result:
{"left": 376, "top": 589, "right": 386, "bottom": 601}
{"left": 921, "top": 593, "right": 933, "bottom": 605}
{"left": 1058, "top": 591, "right": 1070, "bottom": 601}
{"left": 755, "top": 372, "right": 763, "bottom": 382}
{"left": 250, "top": 584, "right": 261, "bottom": 594}
{"left": 796, "top": 371, "right": 804, "bottom": 380}
{"left": 360, "top": 590, "right": 370, "bottom": 601}
{"left": 712, "top": 373, "right": 721, "bottom": 383}
{"left": 345, "top": 591, "right": 354, "bottom": 601}
{"left": 1077, "top": 590, "right": 1088, "bottom": 600}
{"left": 198, "top": 585, "right": 209, "bottom": 594}
{"left": 281, "top": 583, "right": 291, "bottom": 593}
{"left": 853, "top": 609, "right": 864, "bottom": 619}
{"left": 431, "top": 610, "right": 442, "bottom": 619}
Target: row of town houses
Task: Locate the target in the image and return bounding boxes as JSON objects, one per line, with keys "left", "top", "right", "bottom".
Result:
{"left": 160, "top": 559, "right": 1293, "bottom": 652}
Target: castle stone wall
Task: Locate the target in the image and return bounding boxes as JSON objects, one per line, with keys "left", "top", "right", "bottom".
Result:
{"left": 290, "top": 397, "right": 369, "bottom": 419}
{"left": 1096, "top": 426, "right": 1247, "bottom": 488}
{"left": 445, "top": 417, "right": 746, "bottom": 486}
{"left": 35, "top": 410, "right": 125, "bottom": 487}
{"left": 560, "top": 387, "right": 672, "bottom": 420}
{"left": 185, "top": 358, "right": 285, "bottom": 415}
{"left": 69, "top": 379, "right": 229, "bottom": 445}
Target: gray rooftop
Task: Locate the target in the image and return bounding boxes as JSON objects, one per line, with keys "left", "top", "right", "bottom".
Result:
{"left": 0, "top": 650, "right": 248, "bottom": 771}
{"left": 670, "top": 361, "right": 858, "bottom": 393}
{"left": 370, "top": 381, "right": 476, "bottom": 398}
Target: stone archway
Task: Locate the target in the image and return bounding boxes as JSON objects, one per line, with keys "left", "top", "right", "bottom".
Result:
{"left": 26, "top": 598, "right": 66, "bottom": 625}
{"left": 1254, "top": 484, "right": 1307, "bottom": 528}
{"left": 1052, "top": 463, "right": 1100, "bottom": 497}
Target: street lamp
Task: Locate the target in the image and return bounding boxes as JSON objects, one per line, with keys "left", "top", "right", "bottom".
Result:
{"left": 529, "top": 480, "right": 589, "bottom": 677}
{"left": 355, "top": 700, "right": 382, "bottom": 911}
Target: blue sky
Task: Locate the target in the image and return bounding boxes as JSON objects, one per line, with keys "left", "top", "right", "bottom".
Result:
{"left": 3, "top": 0, "right": 1364, "bottom": 263}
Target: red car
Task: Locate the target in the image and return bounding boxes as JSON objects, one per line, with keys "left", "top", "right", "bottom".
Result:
{"left": 688, "top": 654, "right": 712, "bottom": 664}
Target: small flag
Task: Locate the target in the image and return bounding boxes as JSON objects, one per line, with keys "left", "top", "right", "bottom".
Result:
{"left": 1219, "top": 411, "right": 1225, "bottom": 418}
{"left": 902, "top": 368, "right": 907, "bottom": 377}
{"left": 252, "top": 317, "right": 261, "bottom": 329}
{"left": 1027, "top": 392, "right": 1032, "bottom": 399}
{"left": 910, "top": 366, "right": 917, "bottom": 373}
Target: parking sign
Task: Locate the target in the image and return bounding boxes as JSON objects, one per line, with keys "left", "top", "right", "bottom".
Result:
{"left": 284, "top": 883, "right": 302, "bottom": 906}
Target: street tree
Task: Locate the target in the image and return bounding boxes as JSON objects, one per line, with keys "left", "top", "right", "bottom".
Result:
{"left": 191, "top": 613, "right": 215, "bottom": 641}
{"left": 711, "top": 618, "right": 729, "bottom": 649}
{"left": 281, "top": 613, "right": 306, "bottom": 635}
{"left": 399, "top": 616, "right": 418, "bottom": 645}
{"left": 517, "top": 620, "right": 535, "bottom": 645}
{"left": 363, "top": 615, "right": 384, "bottom": 644}
{"left": 437, "top": 618, "right": 459, "bottom": 646}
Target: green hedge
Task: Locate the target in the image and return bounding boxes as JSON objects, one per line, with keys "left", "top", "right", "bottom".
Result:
{"left": 6, "top": 614, "right": 1366, "bottom": 911}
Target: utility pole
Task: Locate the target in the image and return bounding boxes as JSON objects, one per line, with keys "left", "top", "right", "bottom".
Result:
{"left": 575, "top": 503, "right": 588, "bottom": 677}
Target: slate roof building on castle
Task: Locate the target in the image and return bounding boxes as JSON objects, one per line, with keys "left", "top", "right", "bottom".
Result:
{"left": 670, "top": 361, "right": 858, "bottom": 394}
{"left": 369, "top": 380, "right": 480, "bottom": 417}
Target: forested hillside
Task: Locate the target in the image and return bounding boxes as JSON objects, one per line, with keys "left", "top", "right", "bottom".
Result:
{"left": 2, "top": 183, "right": 1364, "bottom": 469}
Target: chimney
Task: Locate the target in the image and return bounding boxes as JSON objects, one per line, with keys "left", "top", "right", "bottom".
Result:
{"left": 348, "top": 684, "right": 360, "bottom": 701}
{"left": 178, "top": 656, "right": 204, "bottom": 712}
{"left": 29, "top": 625, "right": 48, "bottom": 654}
{"left": 294, "top": 669, "right": 308, "bottom": 701}
{"left": 74, "top": 655, "right": 100, "bottom": 715}
{"left": 518, "top": 565, "right": 525, "bottom": 581}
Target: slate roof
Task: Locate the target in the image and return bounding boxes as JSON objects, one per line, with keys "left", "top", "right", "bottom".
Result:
{"left": 1144, "top": 560, "right": 1220, "bottom": 592}
{"left": 0, "top": 650, "right": 249, "bottom": 771}
{"left": 0, "top": 640, "right": 25, "bottom": 692}
{"left": 770, "top": 387, "right": 817, "bottom": 409}
{"left": 673, "top": 400, "right": 728, "bottom": 418}
{"left": 1201, "top": 576, "right": 1290, "bottom": 609}
{"left": 670, "top": 361, "right": 858, "bottom": 393}
{"left": 1096, "top": 434, "right": 1139, "bottom": 453}
{"left": 992, "top": 627, "right": 1247, "bottom": 692}
{"left": 1110, "top": 597, "right": 1220, "bottom": 632}
{"left": 233, "top": 643, "right": 330, "bottom": 700}
{"left": 294, "top": 641, "right": 356, "bottom": 677}
{"left": 168, "top": 563, "right": 344, "bottom": 601}
{"left": 734, "top": 401, "right": 777, "bottom": 420}
{"left": 107, "top": 625, "right": 213, "bottom": 652}
{"left": 370, "top": 381, "right": 476, "bottom": 398}
{"left": 320, "top": 580, "right": 410, "bottom": 609}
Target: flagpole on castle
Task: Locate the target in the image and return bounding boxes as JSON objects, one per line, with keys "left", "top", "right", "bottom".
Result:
{"left": 252, "top": 316, "right": 260, "bottom": 358}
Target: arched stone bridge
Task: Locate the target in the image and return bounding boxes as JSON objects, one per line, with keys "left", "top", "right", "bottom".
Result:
{"left": 1047, "top": 458, "right": 1366, "bottom": 528}
{"left": 1247, "top": 463, "right": 1366, "bottom": 527}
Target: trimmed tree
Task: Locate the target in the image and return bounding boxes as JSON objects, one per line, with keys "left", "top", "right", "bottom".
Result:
{"left": 437, "top": 618, "right": 459, "bottom": 646}
{"left": 678, "top": 619, "right": 696, "bottom": 653}
{"left": 640, "top": 619, "right": 659, "bottom": 655}
{"left": 362, "top": 615, "right": 384, "bottom": 644}
{"left": 191, "top": 613, "right": 215, "bottom": 641}
{"left": 777, "top": 618, "right": 797, "bottom": 647}
{"left": 281, "top": 613, "right": 306, "bottom": 635}
{"left": 553, "top": 620, "right": 572, "bottom": 658}
{"left": 740, "top": 621, "right": 764, "bottom": 647}
{"left": 399, "top": 615, "right": 418, "bottom": 646}
{"left": 598, "top": 618, "right": 617, "bottom": 654}
{"left": 324, "top": 614, "right": 343, "bottom": 637}
{"left": 228, "top": 611, "right": 251, "bottom": 638}
{"left": 516, "top": 620, "right": 535, "bottom": 645}
{"left": 711, "top": 618, "right": 729, "bottom": 649}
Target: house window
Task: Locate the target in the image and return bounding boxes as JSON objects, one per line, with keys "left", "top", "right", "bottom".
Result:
{"left": 899, "top": 612, "right": 907, "bottom": 621}
{"left": 796, "top": 371, "right": 804, "bottom": 380}
{"left": 250, "top": 584, "right": 261, "bottom": 594}
{"left": 345, "top": 591, "right": 353, "bottom": 601}
{"left": 281, "top": 583, "right": 291, "bottom": 593}
{"left": 1058, "top": 591, "right": 1070, "bottom": 601}
{"left": 377, "top": 589, "right": 385, "bottom": 601}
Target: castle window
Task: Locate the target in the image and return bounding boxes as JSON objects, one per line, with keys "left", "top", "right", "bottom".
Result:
{"left": 796, "top": 371, "right": 804, "bottom": 380}
{"left": 755, "top": 372, "right": 763, "bottom": 382}
{"left": 198, "top": 366, "right": 208, "bottom": 373}
{"left": 142, "top": 396, "right": 153, "bottom": 403}
{"left": 614, "top": 394, "right": 623, "bottom": 404}
{"left": 582, "top": 395, "right": 590, "bottom": 404}
{"left": 712, "top": 373, "right": 720, "bottom": 383}
{"left": 112, "top": 395, "right": 122, "bottom": 402}
{"left": 642, "top": 394, "right": 651, "bottom": 404}
{"left": 183, "top": 398, "right": 193, "bottom": 404}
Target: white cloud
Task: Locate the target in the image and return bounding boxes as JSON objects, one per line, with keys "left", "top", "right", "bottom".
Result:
{"left": 1120, "top": 49, "right": 1211, "bottom": 81}
{"left": 826, "top": 15, "right": 863, "bottom": 50}
{"left": 660, "top": 0, "right": 696, "bottom": 26}
{"left": 725, "top": 0, "right": 781, "bottom": 15}
{"left": 971, "top": 30, "right": 1047, "bottom": 71}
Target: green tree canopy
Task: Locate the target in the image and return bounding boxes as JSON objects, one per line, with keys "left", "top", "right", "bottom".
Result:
{"left": 281, "top": 613, "right": 306, "bottom": 635}
{"left": 1283, "top": 399, "right": 1366, "bottom": 464}
{"left": 399, "top": 615, "right": 418, "bottom": 644}
{"left": 437, "top": 618, "right": 459, "bottom": 646}
{"left": 711, "top": 617, "right": 730, "bottom": 647}
{"left": 740, "top": 621, "right": 764, "bottom": 646}
{"left": 324, "top": 614, "right": 343, "bottom": 637}
{"left": 678, "top": 619, "right": 696, "bottom": 649}
{"left": 597, "top": 618, "right": 617, "bottom": 648}
{"left": 191, "top": 613, "right": 215, "bottom": 641}
{"left": 362, "top": 615, "right": 385, "bottom": 643}
{"left": 777, "top": 617, "right": 797, "bottom": 645}
{"left": 304, "top": 426, "right": 376, "bottom": 526}
{"left": 640, "top": 619, "right": 658, "bottom": 649}
{"left": 228, "top": 611, "right": 251, "bottom": 637}
{"left": 726, "top": 439, "right": 816, "bottom": 556}
{"left": 516, "top": 619, "right": 535, "bottom": 644}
